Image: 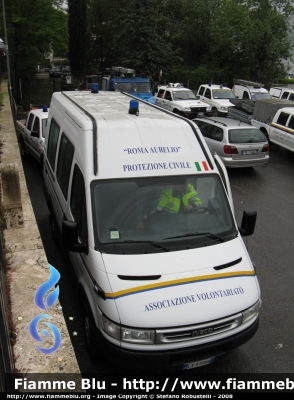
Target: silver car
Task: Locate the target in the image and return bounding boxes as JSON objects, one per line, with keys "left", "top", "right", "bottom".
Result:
{"left": 193, "top": 117, "right": 269, "bottom": 168}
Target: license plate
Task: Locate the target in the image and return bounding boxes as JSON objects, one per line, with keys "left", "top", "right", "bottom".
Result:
{"left": 197, "top": 112, "right": 204, "bottom": 116}
{"left": 241, "top": 149, "right": 258, "bottom": 155}
{"left": 183, "top": 357, "right": 215, "bottom": 370}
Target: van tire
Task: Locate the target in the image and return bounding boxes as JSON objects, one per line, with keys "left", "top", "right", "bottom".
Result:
{"left": 211, "top": 108, "right": 218, "bottom": 117}
{"left": 19, "top": 139, "right": 27, "bottom": 158}
{"left": 50, "top": 213, "right": 60, "bottom": 247}
{"left": 83, "top": 302, "right": 100, "bottom": 360}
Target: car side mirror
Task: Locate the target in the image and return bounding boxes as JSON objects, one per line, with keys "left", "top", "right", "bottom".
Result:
{"left": 196, "top": 95, "right": 200, "bottom": 99}
{"left": 31, "top": 130, "right": 39, "bottom": 138}
{"left": 62, "top": 220, "right": 88, "bottom": 253}
{"left": 239, "top": 210, "right": 257, "bottom": 236}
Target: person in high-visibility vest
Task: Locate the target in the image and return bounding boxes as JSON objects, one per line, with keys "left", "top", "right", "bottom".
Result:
{"left": 157, "top": 183, "right": 202, "bottom": 213}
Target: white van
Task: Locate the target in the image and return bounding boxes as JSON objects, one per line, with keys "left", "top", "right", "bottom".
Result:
{"left": 233, "top": 79, "right": 271, "bottom": 101}
{"left": 43, "top": 91, "right": 261, "bottom": 371}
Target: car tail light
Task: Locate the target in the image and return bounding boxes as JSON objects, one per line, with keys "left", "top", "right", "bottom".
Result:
{"left": 224, "top": 145, "right": 238, "bottom": 154}
{"left": 262, "top": 143, "right": 270, "bottom": 152}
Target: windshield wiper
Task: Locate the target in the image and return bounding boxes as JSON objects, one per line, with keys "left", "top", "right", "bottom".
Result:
{"left": 164, "top": 231, "right": 227, "bottom": 242}
{"left": 117, "top": 240, "right": 170, "bottom": 252}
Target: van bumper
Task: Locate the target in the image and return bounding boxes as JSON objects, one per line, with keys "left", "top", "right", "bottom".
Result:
{"left": 99, "top": 317, "right": 259, "bottom": 371}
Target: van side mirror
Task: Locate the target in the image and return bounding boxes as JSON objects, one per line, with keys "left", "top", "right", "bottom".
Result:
{"left": 62, "top": 220, "right": 88, "bottom": 253}
{"left": 239, "top": 210, "right": 257, "bottom": 236}
{"left": 196, "top": 95, "right": 200, "bottom": 99}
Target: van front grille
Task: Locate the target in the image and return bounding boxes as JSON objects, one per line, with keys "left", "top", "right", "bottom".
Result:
{"left": 155, "top": 314, "right": 242, "bottom": 344}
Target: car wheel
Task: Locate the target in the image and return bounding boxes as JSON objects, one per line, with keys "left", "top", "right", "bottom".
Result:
{"left": 84, "top": 301, "right": 100, "bottom": 360}
{"left": 211, "top": 108, "right": 218, "bottom": 117}
{"left": 19, "top": 139, "right": 27, "bottom": 158}
{"left": 50, "top": 213, "right": 60, "bottom": 247}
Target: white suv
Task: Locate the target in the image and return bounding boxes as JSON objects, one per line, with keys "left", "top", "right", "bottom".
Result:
{"left": 196, "top": 84, "right": 236, "bottom": 117}
{"left": 154, "top": 83, "right": 211, "bottom": 119}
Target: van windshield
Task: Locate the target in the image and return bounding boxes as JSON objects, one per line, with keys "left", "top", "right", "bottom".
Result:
{"left": 114, "top": 82, "right": 151, "bottom": 93}
{"left": 91, "top": 175, "right": 237, "bottom": 253}
{"left": 212, "top": 90, "right": 236, "bottom": 99}
{"left": 172, "top": 90, "right": 197, "bottom": 100}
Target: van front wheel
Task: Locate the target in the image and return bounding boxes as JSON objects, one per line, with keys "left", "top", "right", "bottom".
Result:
{"left": 211, "top": 108, "right": 218, "bottom": 117}
{"left": 84, "top": 302, "right": 100, "bottom": 360}
{"left": 50, "top": 213, "right": 60, "bottom": 247}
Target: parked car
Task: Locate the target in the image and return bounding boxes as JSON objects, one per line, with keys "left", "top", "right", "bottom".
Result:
{"left": 196, "top": 84, "right": 236, "bottom": 117}
{"left": 49, "top": 66, "right": 62, "bottom": 78}
{"left": 192, "top": 117, "right": 270, "bottom": 168}
{"left": 154, "top": 83, "right": 212, "bottom": 118}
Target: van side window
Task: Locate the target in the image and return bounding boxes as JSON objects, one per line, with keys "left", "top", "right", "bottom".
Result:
{"left": 287, "top": 115, "right": 294, "bottom": 130}
{"left": 70, "top": 165, "right": 88, "bottom": 246}
{"left": 198, "top": 86, "right": 205, "bottom": 96}
{"left": 289, "top": 93, "right": 294, "bottom": 101}
{"left": 27, "top": 114, "right": 34, "bottom": 131}
{"left": 242, "top": 91, "right": 249, "bottom": 99}
{"left": 281, "top": 91, "right": 289, "bottom": 99}
{"left": 32, "top": 117, "right": 40, "bottom": 134}
{"left": 158, "top": 89, "right": 165, "bottom": 98}
{"left": 204, "top": 89, "right": 211, "bottom": 99}
{"left": 276, "top": 112, "right": 290, "bottom": 126}
{"left": 47, "top": 119, "right": 60, "bottom": 171}
{"left": 56, "top": 133, "right": 74, "bottom": 199}
{"left": 164, "top": 91, "right": 172, "bottom": 100}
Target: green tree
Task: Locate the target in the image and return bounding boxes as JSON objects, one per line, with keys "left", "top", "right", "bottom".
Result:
{"left": 87, "top": 0, "right": 120, "bottom": 73}
{"left": 68, "top": 0, "right": 87, "bottom": 75}
{"left": 112, "top": 0, "right": 181, "bottom": 81}
{"left": 208, "top": 0, "right": 293, "bottom": 84}
{"left": 1, "top": 0, "right": 68, "bottom": 101}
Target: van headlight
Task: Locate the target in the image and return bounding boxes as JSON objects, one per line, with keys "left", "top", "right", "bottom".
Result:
{"left": 220, "top": 106, "right": 228, "bottom": 111}
{"left": 102, "top": 315, "right": 155, "bottom": 344}
{"left": 184, "top": 106, "right": 191, "bottom": 111}
{"left": 242, "top": 299, "right": 261, "bottom": 324}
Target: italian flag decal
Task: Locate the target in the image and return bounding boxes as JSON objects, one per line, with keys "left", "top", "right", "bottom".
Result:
{"left": 195, "top": 161, "right": 209, "bottom": 171}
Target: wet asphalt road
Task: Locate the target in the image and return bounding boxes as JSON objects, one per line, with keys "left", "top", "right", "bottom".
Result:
{"left": 20, "top": 142, "right": 294, "bottom": 376}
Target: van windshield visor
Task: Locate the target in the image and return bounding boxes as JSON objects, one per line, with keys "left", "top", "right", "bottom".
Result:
{"left": 91, "top": 175, "right": 236, "bottom": 253}
{"left": 212, "top": 90, "right": 236, "bottom": 99}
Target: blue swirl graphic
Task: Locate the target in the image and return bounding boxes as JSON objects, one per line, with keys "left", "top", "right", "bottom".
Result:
{"left": 35, "top": 264, "right": 60, "bottom": 310}
{"left": 29, "top": 314, "right": 61, "bottom": 354}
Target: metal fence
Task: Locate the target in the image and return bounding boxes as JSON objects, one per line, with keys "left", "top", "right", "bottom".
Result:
{"left": 0, "top": 233, "right": 15, "bottom": 392}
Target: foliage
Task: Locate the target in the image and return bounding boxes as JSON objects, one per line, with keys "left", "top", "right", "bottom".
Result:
{"left": 0, "top": 0, "right": 68, "bottom": 101}
{"left": 207, "top": 0, "right": 292, "bottom": 84}
{"left": 1, "top": 0, "right": 294, "bottom": 101}
{"left": 165, "top": 66, "right": 228, "bottom": 90}
{"left": 68, "top": 0, "right": 87, "bottom": 75}
{"left": 112, "top": 0, "right": 182, "bottom": 81}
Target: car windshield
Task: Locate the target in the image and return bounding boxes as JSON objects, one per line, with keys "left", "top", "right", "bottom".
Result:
{"left": 229, "top": 128, "right": 266, "bottom": 143}
{"left": 91, "top": 175, "right": 236, "bottom": 254}
{"left": 251, "top": 92, "right": 271, "bottom": 101}
{"left": 212, "top": 90, "right": 236, "bottom": 99}
{"left": 172, "top": 90, "right": 197, "bottom": 100}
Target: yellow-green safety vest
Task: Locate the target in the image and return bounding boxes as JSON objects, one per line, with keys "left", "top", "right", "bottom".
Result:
{"left": 158, "top": 184, "right": 202, "bottom": 213}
